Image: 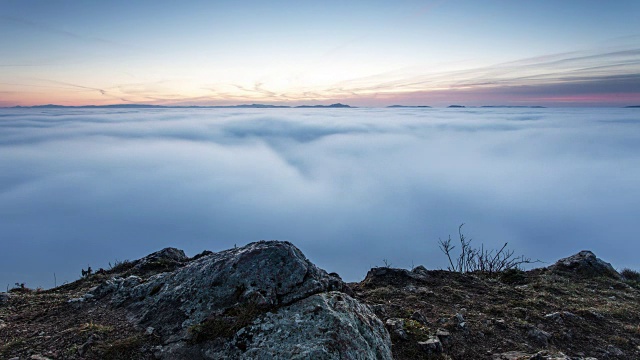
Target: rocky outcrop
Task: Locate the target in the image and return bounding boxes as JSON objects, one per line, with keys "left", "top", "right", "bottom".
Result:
{"left": 547, "top": 250, "right": 620, "bottom": 279}
{"left": 159, "top": 292, "right": 391, "bottom": 359}
{"left": 360, "top": 266, "right": 430, "bottom": 288}
{"left": 132, "top": 247, "right": 188, "bottom": 270}
{"left": 418, "top": 337, "right": 443, "bottom": 355}
{"left": 90, "top": 241, "right": 392, "bottom": 359}
{"left": 492, "top": 350, "right": 598, "bottom": 359}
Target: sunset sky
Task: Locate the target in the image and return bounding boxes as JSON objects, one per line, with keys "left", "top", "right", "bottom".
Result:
{"left": 1, "top": 0, "right": 639, "bottom": 107}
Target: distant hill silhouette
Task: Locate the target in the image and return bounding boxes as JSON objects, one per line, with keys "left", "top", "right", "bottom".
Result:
{"left": 625, "top": 105, "right": 640, "bottom": 108}
{"left": 21, "top": 104, "right": 166, "bottom": 109}
{"left": 447, "top": 105, "right": 465, "bottom": 108}
{"left": 387, "top": 105, "right": 431, "bottom": 108}
{"left": 295, "top": 103, "right": 352, "bottom": 108}
{"left": 8, "top": 103, "right": 356, "bottom": 109}
{"left": 481, "top": 105, "right": 546, "bottom": 108}
{"left": 233, "top": 104, "right": 290, "bottom": 108}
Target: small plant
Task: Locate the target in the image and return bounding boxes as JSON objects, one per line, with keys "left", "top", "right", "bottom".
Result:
{"left": 79, "top": 321, "right": 113, "bottom": 333}
{"left": 500, "top": 268, "right": 528, "bottom": 285}
{"left": 108, "top": 259, "right": 133, "bottom": 273}
{"left": 367, "top": 286, "right": 394, "bottom": 302}
{"left": 95, "top": 335, "right": 145, "bottom": 360}
{"left": 0, "top": 338, "right": 26, "bottom": 357}
{"left": 139, "top": 258, "right": 177, "bottom": 272}
{"left": 621, "top": 268, "right": 640, "bottom": 282}
{"left": 9, "top": 283, "right": 31, "bottom": 293}
{"left": 438, "top": 224, "right": 539, "bottom": 274}
{"left": 402, "top": 319, "right": 431, "bottom": 341}
{"left": 623, "top": 324, "right": 640, "bottom": 336}
{"left": 81, "top": 266, "right": 92, "bottom": 278}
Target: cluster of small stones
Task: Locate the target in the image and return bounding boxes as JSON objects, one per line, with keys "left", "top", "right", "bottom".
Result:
{"left": 384, "top": 314, "right": 453, "bottom": 356}
{"left": 379, "top": 295, "right": 617, "bottom": 359}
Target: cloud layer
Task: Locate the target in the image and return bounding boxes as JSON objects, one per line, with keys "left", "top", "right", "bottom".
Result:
{"left": 1, "top": 107, "right": 639, "bottom": 288}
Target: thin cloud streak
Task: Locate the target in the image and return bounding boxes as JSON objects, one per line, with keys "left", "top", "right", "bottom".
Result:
{"left": 328, "top": 47, "right": 640, "bottom": 96}
{"left": 2, "top": 44, "right": 638, "bottom": 106}
{"left": 193, "top": 46, "right": 640, "bottom": 106}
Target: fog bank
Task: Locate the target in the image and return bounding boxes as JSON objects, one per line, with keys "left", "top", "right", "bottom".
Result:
{"left": 1, "top": 107, "right": 638, "bottom": 288}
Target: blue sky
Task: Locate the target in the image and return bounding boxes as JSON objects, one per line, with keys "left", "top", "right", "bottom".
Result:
{"left": 1, "top": 0, "right": 639, "bottom": 106}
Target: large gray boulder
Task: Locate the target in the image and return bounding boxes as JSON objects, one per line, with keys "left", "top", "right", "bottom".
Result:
{"left": 237, "top": 292, "right": 390, "bottom": 359}
{"left": 547, "top": 250, "right": 620, "bottom": 279}
{"left": 158, "top": 292, "right": 391, "bottom": 359}
{"left": 91, "top": 240, "right": 391, "bottom": 359}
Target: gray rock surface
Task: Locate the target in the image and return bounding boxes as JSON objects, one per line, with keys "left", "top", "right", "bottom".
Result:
{"left": 91, "top": 240, "right": 390, "bottom": 359}
{"left": 361, "top": 266, "right": 429, "bottom": 287}
{"left": 235, "top": 292, "right": 390, "bottom": 359}
{"left": 454, "top": 312, "right": 466, "bottom": 329}
{"left": 385, "top": 318, "right": 408, "bottom": 340}
{"left": 544, "top": 311, "right": 580, "bottom": 324}
{"left": 0, "top": 292, "right": 10, "bottom": 305}
{"left": 527, "top": 327, "right": 552, "bottom": 347}
{"left": 156, "top": 292, "right": 391, "bottom": 359}
{"left": 417, "top": 337, "right": 443, "bottom": 354}
{"left": 410, "top": 310, "right": 428, "bottom": 325}
{"left": 606, "top": 344, "right": 624, "bottom": 356}
{"left": 28, "top": 355, "right": 52, "bottom": 360}
{"left": 492, "top": 350, "right": 597, "bottom": 360}
{"left": 548, "top": 250, "right": 620, "bottom": 279}
{"left": 435, "top": 329, "right": 450, "bottom": 343}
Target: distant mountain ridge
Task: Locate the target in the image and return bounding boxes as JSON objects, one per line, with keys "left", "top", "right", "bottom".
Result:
{"left": 9, "top": 103, "right": 354, "bottom": 109}
{"left": 481, "top": 105, "right": 546, "bottom": 108}
{"left": 295, "top": 103, "right": 352, "bottom": 108}
{"left": 6, "top": 103, "right": 635, "bottom": 109}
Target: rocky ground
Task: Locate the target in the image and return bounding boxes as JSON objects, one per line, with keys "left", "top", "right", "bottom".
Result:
{"left": 352, "top": 252, "right": 640, "bottom": 359}
{"left": 1, "top": 244, "right": 638, "bottom": 360}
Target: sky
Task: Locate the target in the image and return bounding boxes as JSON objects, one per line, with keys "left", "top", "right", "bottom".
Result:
{"left": 1, "top": 107, "right": 639, "bottom": 288}
{"left": 1, "top": 0, "right": 639, "bottom": 107}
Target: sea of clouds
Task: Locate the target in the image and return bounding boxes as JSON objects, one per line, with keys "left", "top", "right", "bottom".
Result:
{"left": 1, "top": 107, "right": 639, "bottom": 289}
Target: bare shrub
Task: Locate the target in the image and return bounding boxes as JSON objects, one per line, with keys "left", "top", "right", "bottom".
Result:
{"left": 438, "top": 224, "right": 540, "bottom": 274}
{"left": 621, "top": 268, "right": 640, "bottom": 282}
{"left": 108, "top": 259, "right": 133, "bottom": 273}
{"left": 9, "top": 283, "right": 32, "bottom": 293}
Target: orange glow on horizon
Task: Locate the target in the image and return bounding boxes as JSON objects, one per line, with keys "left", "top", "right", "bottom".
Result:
{"left": 2, "top": 79, "right": 639, "bottom": 108}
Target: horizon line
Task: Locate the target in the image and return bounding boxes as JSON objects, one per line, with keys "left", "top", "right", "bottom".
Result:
{"left": 3, "top": 103, "right": 640, "bottom": 109}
